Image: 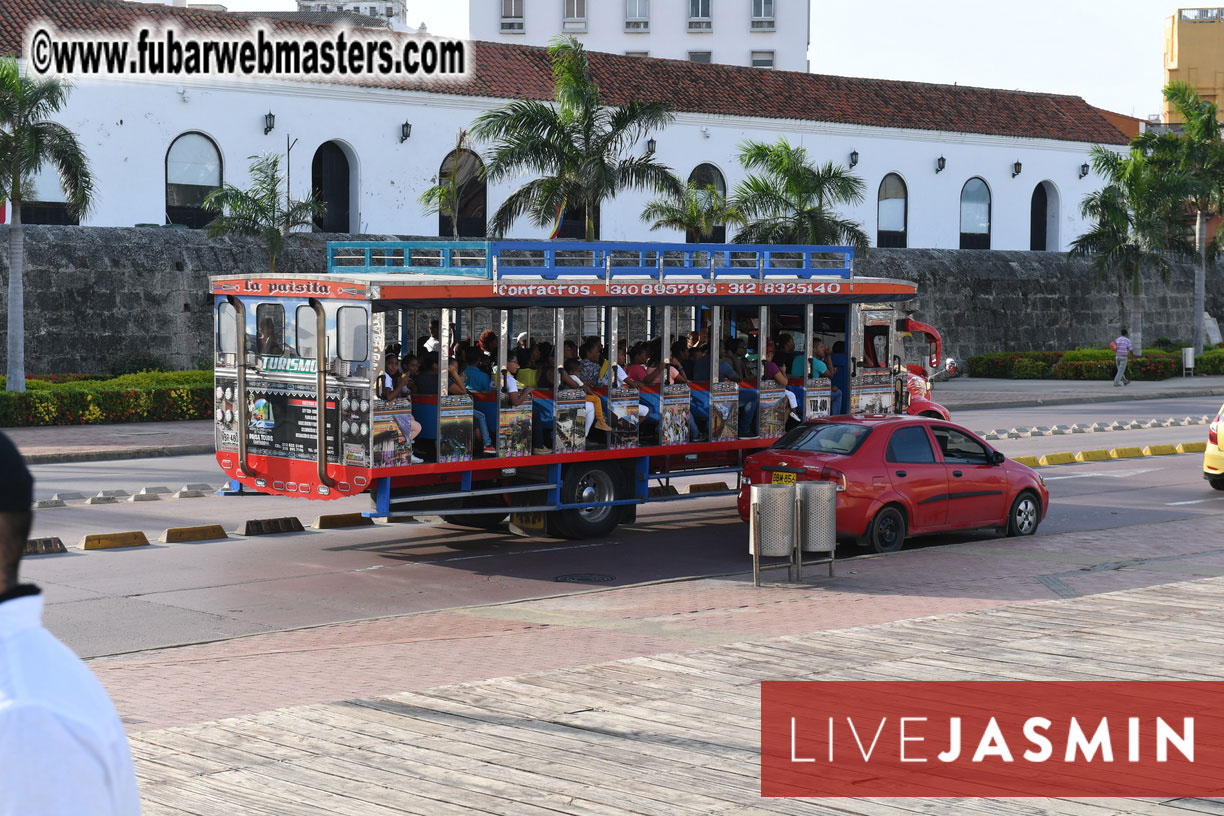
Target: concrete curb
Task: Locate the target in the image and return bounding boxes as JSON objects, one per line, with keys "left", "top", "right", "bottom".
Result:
{"left": 161, "top": 525, "right": 229, "bottom": 543}
{"left": 311, "top": 513, "right": 374, "bottom": 530}
{"left": 79, "top": 531, "right": 151, "bottom": 550}
{"left": 944, "top": 386, "right": 1224, "bottom": 413}
{"left": 1010, "top": 444, "right": 1209, "bottom": 469}
{"left": 982, "top": 415, "right": 1211, "bottom": 440}
{"left": 23, "top": 444, "right": 214, "bottom": 465}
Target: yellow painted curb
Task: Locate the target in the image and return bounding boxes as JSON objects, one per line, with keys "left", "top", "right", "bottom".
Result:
{"left": 1110, "top": 447, "right": 1146, "bottom": 459}
{"left": 1075, "top": 450, "right": 1112, "bottom": 462}
{"left": 161, "top": 525, "right": 228, "bottom": 543}
{"left": 1143, "top": 444, "right": 1179, "bottom": 456}
{"left": 79, "top": 531, "right": 151, "bottom": 550}
{"left": 1012, "top": 456, "right": 1040, "bottom": 467}
{"left": 1038, "top": 452, "right": 1076, "bottom": 466}
{"left": 1179, "top": 441, "right": 1208, "bottom": 453}
{"left": 312, "top": 513, "right": 375, "bottom": 530}
{"left": 684, "top": 481, "right": 730, "bottom": 494}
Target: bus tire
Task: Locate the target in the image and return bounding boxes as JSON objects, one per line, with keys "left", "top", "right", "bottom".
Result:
{"left": 556, "top": 463, "right": 623, "bottom": 540}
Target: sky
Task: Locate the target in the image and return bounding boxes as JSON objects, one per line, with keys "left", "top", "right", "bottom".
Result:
{"left": 204, "top": 0, "right": 1185, "bottom": 118}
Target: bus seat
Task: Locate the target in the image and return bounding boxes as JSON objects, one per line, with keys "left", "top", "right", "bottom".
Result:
{"left": 689, "top": 386, "right": 711, "bottom": 421}
{"left": 411, "top": 394, "right": 439, "bottom": 438}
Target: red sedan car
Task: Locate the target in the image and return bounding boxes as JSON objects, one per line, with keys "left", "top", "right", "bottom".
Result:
{"left": 738, "top": 416, "right": 1048, "bottom": 552}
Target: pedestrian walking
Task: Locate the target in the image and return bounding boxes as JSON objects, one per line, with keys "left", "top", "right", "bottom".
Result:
{"left": 1112, "top": 328, "right": 1133, "bottom": 386}
{"left": 0, "top": 432, "right": 142, "bottom": 815}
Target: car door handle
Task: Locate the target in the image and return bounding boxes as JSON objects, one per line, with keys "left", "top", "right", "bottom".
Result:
{"left": 952, "top": 470, "right": 963, "bottom": 478}
{"left": 895, "top": 470, "right": 907, "bottom": 478}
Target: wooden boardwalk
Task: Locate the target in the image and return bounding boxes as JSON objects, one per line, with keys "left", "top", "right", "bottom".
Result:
{"left": 131, "top": 577, "right": 1224, "bottom": 815}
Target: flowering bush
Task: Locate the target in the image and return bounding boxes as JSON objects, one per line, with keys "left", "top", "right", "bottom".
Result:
{"left": 1051, "top": 356, "right": 1177, "bottom": 380}
{"left": 0, "top": 371, "right": 213, "bottom": 427}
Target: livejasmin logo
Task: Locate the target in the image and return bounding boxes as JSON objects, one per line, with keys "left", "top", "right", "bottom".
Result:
{"left": 791, "top": 714, "right": 1193, "bottom": 764}
{"left": 760, "top": 681, "right": 1224, "bottom": 797}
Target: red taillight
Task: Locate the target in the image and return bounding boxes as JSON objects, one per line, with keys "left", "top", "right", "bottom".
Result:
{"left": 1211, "top": 422, "right": 1219, "bottom": 446}
{"left": 804, "top": 465, "right": 847, "bottom": 491}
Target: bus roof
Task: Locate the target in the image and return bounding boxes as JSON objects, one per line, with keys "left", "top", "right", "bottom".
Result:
{"left": 210, "top": 240, "right": 919, "bottom": 307}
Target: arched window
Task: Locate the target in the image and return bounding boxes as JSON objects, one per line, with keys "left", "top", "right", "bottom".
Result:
{"left": 166, "top": 132, "right": 222, "bottom": 229}
{"left": 686, "top": 162, "right": 727, "bottom": 243}
{"left": 959, "top": 177, "right": 991, "bottom": 250}
{"left": 877, "top": 173, "right": 907, "bottom": 248}
{"left": 312, "top": 141, "right": 351, "bottom": 233}
{"left": 22, "top": 162, "right": 79, "bottom": 226}
{"left": 437, "top": 149, "right": 487, "bottom": 238}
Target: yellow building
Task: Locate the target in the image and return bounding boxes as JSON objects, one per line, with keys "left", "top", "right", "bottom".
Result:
{"left": 1165, "top": 7, "right": 1224, "bottom": 123}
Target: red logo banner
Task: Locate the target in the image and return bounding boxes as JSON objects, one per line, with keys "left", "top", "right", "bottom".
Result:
{"left": 761, "top": 681, "right": 1224, "bottom": 797}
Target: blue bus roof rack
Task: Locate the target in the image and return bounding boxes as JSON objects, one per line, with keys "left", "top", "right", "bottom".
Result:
{"left": 326, "top": 240, "right": 855, "bottom": 281}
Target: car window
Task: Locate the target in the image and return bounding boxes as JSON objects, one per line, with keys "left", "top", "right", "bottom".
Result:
{"left": 773, "top": 423, "right": 872, "bottom": 455}
{"left": 886, "top": 426, "right": 936, "bottom": 464}
{"left": 932, "top": 427, "right": 990, "bottom": 465}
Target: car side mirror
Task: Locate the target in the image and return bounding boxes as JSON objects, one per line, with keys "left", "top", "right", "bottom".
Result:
{"left": 991, "top": 451, "right": 1005, "bottom": 465}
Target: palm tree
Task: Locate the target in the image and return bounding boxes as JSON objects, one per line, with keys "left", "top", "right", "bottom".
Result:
{"left": 729, "top": 138, "right": 868, "bottom": 250}
{"left": 419, "top": 129, "right": 481, "bottom": 240}
{"left": 641, "top": 181, "right": 739, "bottom": 243}
{"left": 1135, "top": 82, "right": 1224, "bottom": 355}
{"left": 0, "top": 57, "right": 93, "bottom": 393}
{"left": 1069, "top": 145, "right": 1189, "bottom": 354}
{"left": 203, "top": 153, "right": 324, "bottom": 275}
{"left": 472, "top": 36, "right": 683, "bottom": 240}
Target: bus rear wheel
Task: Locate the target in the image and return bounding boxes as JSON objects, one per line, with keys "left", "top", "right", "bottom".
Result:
{"left": 556, "top": 463, "right": 623, "bottom": 539}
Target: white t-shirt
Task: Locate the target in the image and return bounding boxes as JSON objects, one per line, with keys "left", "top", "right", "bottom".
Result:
{"left": 424, "top": 336, "right": 440, "bottom": 352}
{"left": 613, "top": 365, "right": 631, "bottom": 387}
{"left": 0, "top": 593, "right": 142, "bottom": 815}
{"left": 504, "top": 373, "right": 519, "bottom": 394}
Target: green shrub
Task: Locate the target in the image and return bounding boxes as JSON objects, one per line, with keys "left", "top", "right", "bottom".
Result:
{"left": 0, "top": 370, "right": 214, "bottom": 427}
{"left": 1195, "top": 354, "right": 1224, "bottom": 374}
{"left": 1010, "top": 358, "right": 1052, "bottom": 379}
{"left": 967, "top": 351, "right": 1062, "bottom": 378}
{"left": 1052, "top": 356, "right": 1177, "bottom": 380}
{"left": 108, "top": 352, "right": 171, "bottom": 376}
{"left": 1059, "top": 348, "right": 1115, "bottom": 362}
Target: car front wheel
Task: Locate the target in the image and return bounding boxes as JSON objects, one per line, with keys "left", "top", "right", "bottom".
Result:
{"left": 1006, "top": 491, "right": 1041, "bottom": 537}
{"left": 866, "top": 505, "right": 907, "bottom": 553}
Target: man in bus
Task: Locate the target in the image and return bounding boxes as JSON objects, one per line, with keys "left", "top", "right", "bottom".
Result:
{"left": 423, "top": 319, "right": 441, "bottom": 353}
{"left": 379, "top": 353, "right": 423, "bottom": 463}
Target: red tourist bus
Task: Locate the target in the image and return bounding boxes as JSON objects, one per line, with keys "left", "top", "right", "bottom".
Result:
{"left": 211, "top": 240, "right": 946, "bottom": 538}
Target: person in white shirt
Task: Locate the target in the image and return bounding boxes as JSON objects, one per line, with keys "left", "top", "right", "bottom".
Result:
{"left": 0, "top": 431, "right": 142, "bottom": 816}
{"left": 423, "top": 319, "right": 441, "bottom": 353}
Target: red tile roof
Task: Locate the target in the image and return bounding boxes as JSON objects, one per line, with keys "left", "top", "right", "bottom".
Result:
{"left": 0, "top": 0, "right": 1129, "bottom": 145}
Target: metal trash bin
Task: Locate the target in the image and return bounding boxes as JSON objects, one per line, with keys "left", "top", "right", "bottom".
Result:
{"left": 1184, "top": 347, "right": 1195, "bottom": 377}
{"left": 749, "top": 483, "right": 794, "bottom": 557}
{"left": 796, "top": 481, "right": 836, "bottom": 553}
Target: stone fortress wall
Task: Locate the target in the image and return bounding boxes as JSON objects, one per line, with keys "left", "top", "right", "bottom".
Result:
{"left": 0, "top": 226, "right": 1218, "bottom": 374}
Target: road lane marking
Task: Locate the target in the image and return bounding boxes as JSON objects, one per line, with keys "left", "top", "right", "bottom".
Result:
{"left": 1044, "top": 467, "right": 1162, "bottom": 481}
{"left": 1164, "top": 498, "right": 1224, "bottom": 506}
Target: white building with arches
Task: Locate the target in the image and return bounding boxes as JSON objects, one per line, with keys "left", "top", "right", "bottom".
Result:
{"left": 1, "top": 0, "right": 1127, "bottom": 253}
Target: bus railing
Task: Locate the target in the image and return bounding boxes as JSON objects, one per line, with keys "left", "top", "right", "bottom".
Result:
{"left": 326, "top": 240, "right": 855, "bottom": 281}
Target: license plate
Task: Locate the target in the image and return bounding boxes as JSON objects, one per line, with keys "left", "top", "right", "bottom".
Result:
{"left": 771, "top": 471, "right": 796, "bottom": 485}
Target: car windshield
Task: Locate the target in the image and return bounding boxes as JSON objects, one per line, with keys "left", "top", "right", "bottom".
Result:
{"left": 772, "top": 423, "right": 871, "bottom": 455}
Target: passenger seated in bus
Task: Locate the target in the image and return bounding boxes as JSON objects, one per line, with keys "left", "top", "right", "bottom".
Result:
{"left": 536, "top": 342, "right": 556, "bottom": 388}
{"left": 764, "top": 341, "right": 801, "bottom": 422}
{"left": 414, "top": 352, "right": 440, "bottom": 394}
{"left": 516, "top": 331, "right": 530, "bottom": 351}
{"left": 791, "top": 340, "right": 843, "bottom": 415}
{"left": 561, "top": 357, "right": 612, "bottom": 436}
{"left": 422, "top": 319, "right": 441, "bottom": 353}
{"left": 478, "top": 329, "right": 498, "bottom": 368}
{"left": 399, "top": 353, "right": 419, "bottom": 393}
{"left": 513, "top": 347, "right": 539, "bottom": 387}
{"left": 379, "top": 353, "right": 423, "bottom": 462}
{"left": 624, "top": 344, "right": 652, "bottom": 385}
{"left": 775, "top": 333, "right": 799, "bottom": 373}
{"left": 667, "top": 340, "right": 690, "bottom": 384}
{"left": 257, "top": 317, "right": 283, "bottom": 356}
{"left": 502, "top": 355, "right": 527, "bottom": 408}
{"left": 578, "top": 339, "right": 603, "bottom": 384}
{"left": 462, "top": 347, "right": 492, "bottom": 392}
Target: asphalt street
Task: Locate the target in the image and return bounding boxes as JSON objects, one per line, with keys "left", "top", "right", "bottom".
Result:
{"left": 19, "top": 395, "right": 1224, "bottom": 660}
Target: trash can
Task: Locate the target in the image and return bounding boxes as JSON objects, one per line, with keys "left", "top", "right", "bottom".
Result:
{"left": 749, "top": 483, "right": 794, "bottom": 557}
{"left": 796, "top": 481, "right": 836, "bottom": 553}
{"left": 1183, "top": 347, "right": 1195, "bottom": 377}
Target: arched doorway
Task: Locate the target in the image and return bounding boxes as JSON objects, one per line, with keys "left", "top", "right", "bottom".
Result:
{"left": 686, "top": 162, "right": 727, "bottom": 243}
{"left": 959, "top": 177, "right": 991, "bottom": 250}
{"left": 437, "top": 149, "right": 487, "bottom": 238}
{"left": 1030, "top": 181, "right": 1060, "bottom": 251}
{"left": 312, "top": 141, "right": 350, "bottom": 233}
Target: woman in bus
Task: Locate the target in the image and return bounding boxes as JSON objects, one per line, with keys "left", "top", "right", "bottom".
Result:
{"left": 560, "top": 357, "right": 612, "bottom": 436}
{"left": 514, "top": 346, "right": 538, "bottom": 388}
{"left": 763, "top": 340, "right": 801, "bottom": 423}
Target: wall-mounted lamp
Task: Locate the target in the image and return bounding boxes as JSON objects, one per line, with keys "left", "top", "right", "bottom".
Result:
{"left": 646, "top": 137, "right": 656, "bottom": 154}
{"left": 700, "top": 126, "right": 710, "bottom": 139}
{"left": 1079, "top": 162, "right": 1090, "bottom": 179}
{"left": 400, "top": 121, "right": 412, "bottom": 142}
{"left": 935, "top": 155, "right": 946, "bottom": 173}
{"left": 1012, "top": 160, "right": 1023, "bottom": 178}
{"left": 263, "top": 111, "right": 275, "bottom": 135}
{"left": 849, "top": 149, "right": 859, "bottom": 168}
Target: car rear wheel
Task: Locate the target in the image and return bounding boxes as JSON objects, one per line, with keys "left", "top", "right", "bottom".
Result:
{"left": 866, "top": 505, "right": 907, "bottom": 553}
{"left": 1006, "top": 491, "right": 1041, "bottom": 537}
{"left": 1209, "top": 477, "right": 1224, "bottom": 491}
